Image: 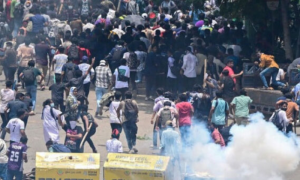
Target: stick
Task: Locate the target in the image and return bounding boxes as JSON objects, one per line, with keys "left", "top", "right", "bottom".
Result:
{"left": 80, "top": 123, "right": 93, "bottom": 148}
{"left": 117, "top": 0, "right": 121, "bottom": 12}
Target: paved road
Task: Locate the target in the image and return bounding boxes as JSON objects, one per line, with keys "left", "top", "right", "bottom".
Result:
{"left": 0, "top": 76, "right": 299, "bottom": 180}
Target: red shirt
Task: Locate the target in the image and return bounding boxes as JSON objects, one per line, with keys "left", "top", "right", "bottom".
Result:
{"left": 176, "top": 102, "right": 193, "bottom": 127}
{"left": 223, "top": 66, "right": 236, "bottom": 84}
{"left": 212, "top": 129, "right": 225, "bottom": 147}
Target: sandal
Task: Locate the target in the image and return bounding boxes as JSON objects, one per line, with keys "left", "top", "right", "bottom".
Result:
{"left": 41, "top": 85, "right": 45, "bottom": 91}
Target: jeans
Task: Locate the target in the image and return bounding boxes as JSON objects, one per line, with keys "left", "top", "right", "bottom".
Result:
{"left": 0, "top": 163, "right": 7, "bottom": 180}
{"left": 167, "top": 77, "right": 177, "bottom": 95}
{"left": 7, "top": 169, "right": 23, "bottom": 180}
{"left": 183, "top": 76, "right": 196, "bottom": 92}
{"left": 7, "top": 67, "right": 17, "bottom": 81}
{"left": 25, "top": 85, "right": 37, "bottom": 110}
{"left": 130, "top": 71, "right": 137, "bottom": 91}
{"left": 83, "top": 123, "right": 96, "bottom": 151}
{"left": 122, "top": 121, "right": 138, "bottom": 150}
{"left": 84, "top": 82, "right": 90, "bottom": 98}
{"left": 13, "top": 18, "right": 22, "bottom": 38}
{"left": 153, "top": 122, "right": 162, "bottom": 147}
{"left": 179, "top": 125, "right": 191, "bottom": 150}
{"left": 260, "top": 67, "right": 285, "bottom": 88}
{"left": 136, "top": 71, "right": 143, "bottom": 82}
{"left": 95, "top": 87, "right": 107, "bottom": 113}
{"left": 145, "top": 75, "right": 155, "bottom": 98}
{"left": 115, "top": 87, "right": 128, "bottom": 100}
{"left": 156, "top": 73, "right": 166, "bottom": 89}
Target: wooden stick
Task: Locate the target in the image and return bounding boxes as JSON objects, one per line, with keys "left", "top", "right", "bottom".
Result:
{"left": 80, "top": 123, "right": 93, "bottom": 149}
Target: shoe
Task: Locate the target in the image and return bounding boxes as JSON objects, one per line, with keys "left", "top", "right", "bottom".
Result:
{"left": 128, "top": 149, "right": 134, "bottom": 154}
{"left": 93, "top": 149, "right": 98, "bottom": 153}
{"left": 135, "top": 80, "right": 141, "bottom": 83}
{"left": 149, "top": 96, "right": 154, "bottom": 100}
{"left": 95, "top": 112, "right": 99, "bottom": 117}
{"left": 99, "top": 110, "right": 103, "bottom": 116}
{"left": 150, "top": 145, "right": 158, "bottom": 149}
{"left": 145, "top": 97, "right": 149, "bottom": 101}
{"left": 132, "top": 147, "right": 138, "bottom": 153}
{"left": 16, "top": 82, "right": 21, "bottom": 86}
{"left": 28, "top": 111, "right": 35, "bottom": 116}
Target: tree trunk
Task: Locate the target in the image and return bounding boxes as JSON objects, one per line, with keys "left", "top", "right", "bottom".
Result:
{"left": 281, "top": 0, "right": 293, "bottom": 60}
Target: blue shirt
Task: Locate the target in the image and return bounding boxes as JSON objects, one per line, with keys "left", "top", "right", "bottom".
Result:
{"left": 212, "top": 98, "right": 229, "bottom": 125}
{"left": 29, "top": 14, "right": 45, "bottom": 33}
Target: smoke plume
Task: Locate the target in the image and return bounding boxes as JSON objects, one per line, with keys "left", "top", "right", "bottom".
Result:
{"left": 185, "top": 112, "right": 300, "bottom": 180}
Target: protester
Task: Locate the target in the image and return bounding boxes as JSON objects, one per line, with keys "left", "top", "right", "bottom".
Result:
{"left": 81, "top": 105, "right": 98, "bottom": 153}
{"left": 269, "top": 101, "right": 290, "bottom": 133}
{"left": 208, "top": 91, "right": 229, "bottom": 130}
{"left": 49, "top": 76, "right": 66, "bottom": 111}
{"left": 0, "top": 81, "right": 15, "bottom": 139}
{"left": 41, "top": 99, "right": 63, "bottom": 144}
{"left": 78, "top": 56, "right": 95, "bottom": 98}
{"left": 106, "top": 129, "right": 123, "bottom": 153}
{"left": 176, "top": 93, "right": 194, "bottom": 148}
{"left": 181, "top": 46, "right": 198, "bottom": 91}
{"left": 210, "top": 123, "right": 225, "bottom": 147}
{"left": 5, "top": 109, "right": 26, "bottom": 145}
{"left": 0, "top": 139, "right": 7, "bottom": 180}
{"left": 231, "top": 89, "right": 253, "bottom": 126}
{"left": 20, "top": 60, "right": 44, "bottom": 112}
{"left": 6, "top": 136, "right": 28, "bottom": 180}
{"left": 65, "top": 87, "right": 80, "bottom": 122}
{"left": 112, "top": 59, "right": 130, "bottom": 100}
{"left": 0, "top": 42, "right": 17, "bottom": 81}
{"left": 109, "top": 91, "right": 122, "bottom": 133}
{"left": 95, "top": 60, "right": 112, "bottom": 116}
{"left": 117, "top": 91, "right": 138, "bottom": 154}
{"left": 52, "top": 46, "right": 68, "bottom": 78}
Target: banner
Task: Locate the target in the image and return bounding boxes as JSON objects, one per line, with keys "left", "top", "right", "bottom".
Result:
{"left": 36, "top": 152, "right": 100, "bottom": 180}
{"left": 104, "top": 153, "right": 170, "bottom": 180}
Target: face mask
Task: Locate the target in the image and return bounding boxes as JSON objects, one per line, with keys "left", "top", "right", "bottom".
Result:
{"left": 281, "top": 107, "right": 287, "bottom": 111}
{"left": 50, "top": 103, "right": 55, "bottom": 108}
{"left": 70, "top": 121, "right": 77, "bottom": 129}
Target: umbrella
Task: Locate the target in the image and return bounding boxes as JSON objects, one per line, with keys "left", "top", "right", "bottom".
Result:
{"left": 121, "top": 15, "right": 145, "bottom": 28}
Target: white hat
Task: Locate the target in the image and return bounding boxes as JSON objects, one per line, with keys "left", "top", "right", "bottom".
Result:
{"left": 142, "top": 13, "right": 148, "bottom": 18}
{"left": 100, "top": 60, "right": 106, "bottom": 66}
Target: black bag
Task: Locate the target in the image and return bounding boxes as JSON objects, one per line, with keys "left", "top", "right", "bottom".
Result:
{"left": 65, "top": 64, "right": 76, "bottom": 82}
{"left": 23, "top": 68, "right": 35, "bottom": 84}
{"left": 111, "top": 47, "right": 124, "bottom": 62}
{"left": 117, "top": 68, "right": 129, "bottom": 82}
{"left": 124, "top": 100, "right": 138, "bottom": 122}
{"left": 68, "top": 44, "right": 79, "bottom": 59}
{"left": 271, "top": 110, "right": 284, "bottom": 131}
{"left": 170, "top": 65, "right": 180, "bottom": 77}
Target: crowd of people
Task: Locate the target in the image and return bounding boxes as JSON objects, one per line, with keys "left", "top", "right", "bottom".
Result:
{"left": 0, "top": 0, "right": 298, "bottom": 179}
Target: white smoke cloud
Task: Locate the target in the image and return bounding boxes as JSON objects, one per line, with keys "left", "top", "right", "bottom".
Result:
{"left": 184, "top": 112, "right": 300, "bottom": 180}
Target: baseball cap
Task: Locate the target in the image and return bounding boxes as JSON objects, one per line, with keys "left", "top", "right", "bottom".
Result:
{"left": 100, "top": 60, "right": 106, "bottom": 66}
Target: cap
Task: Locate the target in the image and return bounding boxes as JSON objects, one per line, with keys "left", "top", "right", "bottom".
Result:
{"left": 82, "top": 56, "right": 88, "bottom": 62}
{"left": 165, "top": 120, "right": 173, "bottom": 127}
{"left": 142, "top": 13, "right": 148, "bottom": 18}
{"left": 112, "top": 129, "right": 119, "bottom": 136}
{"left": 164, "top": 18, "right": 169, "bottom": 22}
{"left": 100, "top": 60, "right": 106, "bottom": 66}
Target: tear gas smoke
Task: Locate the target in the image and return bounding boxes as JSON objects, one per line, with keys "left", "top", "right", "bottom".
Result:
{"left": 185, "top": 112, "right": 300, "bottom": 180}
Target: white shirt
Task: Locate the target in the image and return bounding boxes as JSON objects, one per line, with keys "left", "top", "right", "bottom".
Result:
{"left": 167, "top": 57, "right": 176, "bottom": 78}
{"left": 42, "top": 105, "right": 63, "bottom": 143}
{"left": 83, "top": 23, "right": 95, "bottom": 32}
{"left": 78, "top": 63, "right": 95, "bottom": 84}
{"left": 53, "top": 54, "right": 68, "bottom": 74}
{"left": 109, "top": 101, "right": 122, "bottom": 124}
{"left": 6, "top": 118, "right": 25, "bottom": 143}
{"left": 270, "top": 68, "right": 284, "bottom": 84}
{"left": 106, "top": 138, "right": 123, "bottom": 153}
{"left": 182, "top": 52, "right": 198, "bottom": 78}
{"left": 269, "top": 110, "right": 289, "bottom": 132}
{"left": 114, "top": 65, "right": 130, "bottom": 89}
{"left": 0, "top": 89, "right": 15, "bottom": 113}
{"left": 228, "top": 45, "right": 242, "bottom": 57}
{"left": 123, "top": 52, "right": 130, "bottom": 60}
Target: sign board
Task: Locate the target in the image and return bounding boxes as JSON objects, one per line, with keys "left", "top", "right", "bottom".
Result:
{"left": 36, "top": 152, "right": 100, "bottom": 180}
{"left": 104, "top": 153, "right": 170, "bottom": 180}
{"left": 266, "top": 0, "right": 279, "bottom": 11}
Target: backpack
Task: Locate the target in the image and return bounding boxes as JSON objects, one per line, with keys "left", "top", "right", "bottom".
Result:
{"left": 23, "top": 68, "right": 35, "bottom": 84}
{"left": 159, "top": 107, "right": 172, "bottom": 127}
{"left": 13, "top": 3, "right": 24, "bottom": 19}
{"left": 68, "top": 44, "right": 79, "bottom": 59}
{"left": 48, "top": 19, "right": 61, "bottom": 38}
{"left": 65, "top": 64, "right": 76, "bottom": 82}
{"left": 127, "top": 52, "right": 139, "bottom": 70}
{"left": 117, "top": 68, "right": 129, "bottom": 82}
{"left": 100, "top": 91, "right": 115, "bottom": 107}
{"left": 111, "top": 47, "right": 124, "bottom": 62}
{"left": 124, "top": 100, "right": 138, "bottom": 122}
{"left": 271, "top": 110, "right": 284, "bottom": 131}
{"left": 52, "top": 143, "right": 71, "bottom": 152}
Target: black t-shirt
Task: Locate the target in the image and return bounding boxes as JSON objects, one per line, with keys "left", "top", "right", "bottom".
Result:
{"left": 80, "top": 112, "right": 94, "bottom": 131}
{"left": 22, "top": 97, "right": 33, "bottom": 111}
{"left": 62, "top": 124, "right": 83, "bottom": 153}
{"left": 49, "top": 83, "right": 66, "bottom": 103}
{"left": 67, "top": 75, "right": 87, "bottom": 96}
{"left": 221, "top": 76, "right": 235, "bottom": 98}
